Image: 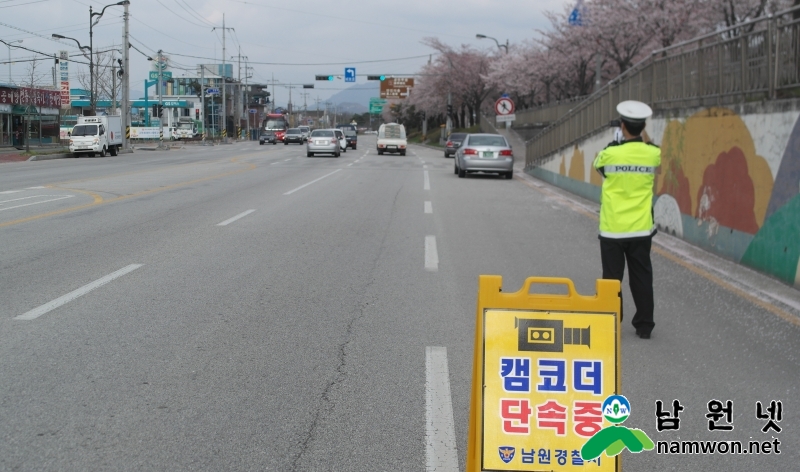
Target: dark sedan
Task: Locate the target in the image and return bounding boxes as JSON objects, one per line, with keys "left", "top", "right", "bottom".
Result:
{"left": 284, "top": 128, "right": 304, "bottom": 145}
{"left": 344, "top": 129, "right": 357, "bottom": 150}
{"left": 444, "top": 132, "right": 467, "bottom": 157}
{"left": 259, "top": 131, "right": 277, "bottom": 145}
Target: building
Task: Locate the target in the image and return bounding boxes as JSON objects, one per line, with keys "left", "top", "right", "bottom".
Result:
{"left": 0, "top": 85, "right": 61, "bottom": 147}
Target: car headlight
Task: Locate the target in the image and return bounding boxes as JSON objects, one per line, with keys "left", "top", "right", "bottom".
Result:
{"left": 93, "top": 138, "right": 99, "bottom": 144}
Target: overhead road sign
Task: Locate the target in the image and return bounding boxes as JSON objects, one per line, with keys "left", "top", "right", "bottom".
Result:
{"left": 345, "top": 67, "right": 356, "bottom": 82}
{"left": 205, "top": 88, "right": 220, "bottom": 95}
{"left": 149, "top": 71, "right": 172, "bottom": 80}
{"left": 380, "top": 77, "right": 415, "bottom": 100}
{"left": 467, "top": 275, "right": 621, "bottom": 472}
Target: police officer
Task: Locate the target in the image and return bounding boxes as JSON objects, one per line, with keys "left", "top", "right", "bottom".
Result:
{"left": 593, "top": 100, "right": 661, "bottom": 339}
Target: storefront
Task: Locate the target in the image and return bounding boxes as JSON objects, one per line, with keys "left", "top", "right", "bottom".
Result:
{"left": 0, "top": 86, "right": 62, "bottom": 147}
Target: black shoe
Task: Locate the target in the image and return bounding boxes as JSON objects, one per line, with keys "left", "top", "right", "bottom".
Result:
{"left": 636, "top": 331, "right": 651, "bottom": 339}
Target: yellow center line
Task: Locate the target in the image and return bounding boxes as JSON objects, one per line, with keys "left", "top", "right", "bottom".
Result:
{"left": 0, "top": 160, "right": 256, "bottom": 228}
{"left": 514, "top": 173, "right": 800, "bottom": 327}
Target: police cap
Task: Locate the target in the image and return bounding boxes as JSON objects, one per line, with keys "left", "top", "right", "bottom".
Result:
{"left": 616, "top": 100, "right": 652, "bottom": 123}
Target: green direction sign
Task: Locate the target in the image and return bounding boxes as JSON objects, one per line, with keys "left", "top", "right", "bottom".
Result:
{"left": 149, "top": 70, "right": 173, "bottom": 80}
{"left": 369, "top": 97, "right": 387, "bottom": 114}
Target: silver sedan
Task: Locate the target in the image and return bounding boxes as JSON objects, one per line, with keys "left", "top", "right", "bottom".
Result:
{"left": 454, "top": 133, "right": 514, "bottom": 179}
{"left": 306, "top": 129, "right": 340, "bottom": 157}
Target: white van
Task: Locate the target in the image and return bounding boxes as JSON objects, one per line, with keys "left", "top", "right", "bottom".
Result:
{"left": 376, "top": 123, "right": 407, "bottom": 156}
{"left": 69, "top": 115, "right": 122, "bottom": 157}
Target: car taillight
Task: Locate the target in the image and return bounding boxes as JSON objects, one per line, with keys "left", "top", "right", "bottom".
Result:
{"left": 499, "top": 150, "right": 513, "bottom": 156}
{"left": 378, "top": 144, "right": 385, "bottom": 148}
{"left": 463, "top": 148, "right": 477, "bottom": 155}
{"left": 446, "top": 141, "right": 453, "bottom": 147}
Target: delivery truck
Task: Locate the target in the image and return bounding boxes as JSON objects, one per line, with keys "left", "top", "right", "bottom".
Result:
{"left": 69, "top": 115, "right": 123, "bottom": 157}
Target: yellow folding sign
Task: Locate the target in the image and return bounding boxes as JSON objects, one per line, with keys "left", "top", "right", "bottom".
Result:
{"left": 467, "top": 276, "right": 621, "bottom": 472}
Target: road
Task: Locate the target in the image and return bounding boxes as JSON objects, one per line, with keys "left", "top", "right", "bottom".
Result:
{"left": 1, "top": 136, "right": 798, "bottom": 471}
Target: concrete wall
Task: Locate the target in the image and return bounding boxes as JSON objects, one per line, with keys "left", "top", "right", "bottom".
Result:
{"left": 527, "top": 99, "right": 800, "bottom": 288}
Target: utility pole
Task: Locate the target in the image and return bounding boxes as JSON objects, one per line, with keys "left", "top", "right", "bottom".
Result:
{"left": 158, "top": 48, "right": 165, "bottom": 149}
{"left": 201, "top": 65, "right": 206, "bottom": 144}
{"left": 222, "top": 14, "right": 226, "bottom": 140}
{"left": 111, "top": 49, "right": 116, "bottom": 113}
{"left": 212, "top": 14, "right": 233, "bottom": 141}
{"left": 122, "top": 0, "right": 130, "bottom": 150}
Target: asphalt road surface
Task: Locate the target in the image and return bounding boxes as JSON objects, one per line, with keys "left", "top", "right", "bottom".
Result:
{"left": 1, "top": 136, "right": 798, "bottom": 471}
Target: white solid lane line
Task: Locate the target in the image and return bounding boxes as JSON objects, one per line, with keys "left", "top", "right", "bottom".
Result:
{"left": 425, "top": 346, "right": 459, "bottom": 472}
{"left": 0, "top": 190, "right": 22, "bottom": 194}
{"left": 0, "top": 195, "right": 74, "bottom": 212}
{"left": 283, "top": 169, "right": 342, "bottom": 195}
{"left": 425, "top": 201, "right": 433, "bottom": 214}
{"left": 424, "top": 171, "right": 430, "bottom": 190}
{"left": 425, "top": 235, "right": 439, "bottom": 272}
{"left": 217, "top": 209, "right": 256, "bottom": 226}
{"left": 15, "top": 264, "right": 144, "bottom": 321}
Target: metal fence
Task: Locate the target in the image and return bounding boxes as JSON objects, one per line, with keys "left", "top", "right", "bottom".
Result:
{"left": 526, "top": 6, "right": 800, "bottom": 168}
{"left": 513, "top": 96, "right": 588, "bottom": 127}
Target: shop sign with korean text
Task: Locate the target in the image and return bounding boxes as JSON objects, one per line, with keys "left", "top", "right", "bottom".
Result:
{"left": 467, "top": 276, "right": 621, "bottom": 472}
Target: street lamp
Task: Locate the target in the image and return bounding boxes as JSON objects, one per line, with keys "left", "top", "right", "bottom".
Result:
{"left": 476, "top": 34, "right": 509, "bottom": 54}
{"left": 89, "top": 0, "right": 129, "bottom": 115}
{"left": 3, "top": 39, "right": 23, "bottom": 84}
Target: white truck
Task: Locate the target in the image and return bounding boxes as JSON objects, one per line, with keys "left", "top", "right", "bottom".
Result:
{"left": 69, "top": 115, "right": 123, "bottom": 157}
{"left": 175, "top": 117, "right": 198, "bottom": 140}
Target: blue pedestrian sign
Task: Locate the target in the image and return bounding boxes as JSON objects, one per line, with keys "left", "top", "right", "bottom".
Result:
{"left": 345, "top": 67, "right": 356, "bottom": 83}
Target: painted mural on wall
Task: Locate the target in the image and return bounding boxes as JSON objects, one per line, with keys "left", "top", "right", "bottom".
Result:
{"left": 535, "top": 104, "right": 800, "bottom": 287}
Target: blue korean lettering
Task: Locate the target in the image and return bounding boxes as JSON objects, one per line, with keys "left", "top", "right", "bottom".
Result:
{"left": 537, "top": 359, "right": 566, "bottom": 393}
{"left": 500, "top": 357, "right": 531, "bottom": 393}
{"left": 573, "top": 360, "right": 602, "bottom": 395}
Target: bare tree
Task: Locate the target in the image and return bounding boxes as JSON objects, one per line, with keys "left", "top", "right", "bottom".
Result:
{"left": 23, "top": 57, "right": 46, "bottom": 89}
{"left": 75, "top": 49, "right": 121, "bottom": 108}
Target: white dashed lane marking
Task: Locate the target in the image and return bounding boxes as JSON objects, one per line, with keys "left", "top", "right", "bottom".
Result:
{"left": 15, "top": 264, "right": 144, "bottom": 321}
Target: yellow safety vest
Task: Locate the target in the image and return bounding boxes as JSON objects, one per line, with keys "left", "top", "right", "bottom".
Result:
{"left": 593, "top": 138, "right": 662, "bottom": 238}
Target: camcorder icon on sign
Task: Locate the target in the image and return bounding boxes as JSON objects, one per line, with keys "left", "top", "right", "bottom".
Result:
{"left": 515, "top": 318, "right": 591, "bottom": 352}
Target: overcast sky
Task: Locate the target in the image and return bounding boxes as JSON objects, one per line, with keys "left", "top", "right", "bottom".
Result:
{"left": 2, "top": 0, "right": 574, "bottom": 107}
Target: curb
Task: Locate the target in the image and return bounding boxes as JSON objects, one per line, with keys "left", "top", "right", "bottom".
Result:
{"left": 28, "top": 148, "right": 135, "bottom": 160}
{"left": 28, "top": 153, "right": 71, "bottom": 161}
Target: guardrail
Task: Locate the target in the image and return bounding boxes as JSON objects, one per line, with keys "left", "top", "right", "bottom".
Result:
{"left": 526, "top": 5, "right": 800, "bottom": 168}
{"left": 513, "top": 96, "right": 589, "bottom": 127}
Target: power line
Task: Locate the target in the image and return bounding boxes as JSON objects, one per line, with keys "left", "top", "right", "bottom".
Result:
{"left": 0, "top": 0, "right": 49, "bottom": 8}
{"left": 163, "top": 50, "right": 435, "bottom": 66}
{"left": 174, "top": 0, "right": 216, "bottom": 28}
{"left": 153, "top": 0, "right": 216, "bottom": 29}
{"left": 129, "top": 16, "right": 213, "bottom": 50}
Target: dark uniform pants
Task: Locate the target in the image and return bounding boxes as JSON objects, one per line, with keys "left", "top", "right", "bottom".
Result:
{"left": 600, "top": 236, "right": 655, "bottom": 334}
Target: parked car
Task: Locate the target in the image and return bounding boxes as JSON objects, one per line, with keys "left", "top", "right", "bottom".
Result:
{"left": 334, "top": 129, "right": 347, "bottom": 153}
{"left": 444, "top": 132, "right": 467, "bottom": 158}
{"left": 260, "top": 131, "right": 277, "bottom": 145}
{"left": 454, "top": 133, "right": 514, "bottom": 179}
{"left": 344, "top": 129, "right": 357, "bottom": 150}
{"left": 284, "top": 128, "right": 304, "bottom": 145}
{"left": 376, "top": 123, "right": 407, "bottom": 155}
{"left": 298, "top": 126, "right": 311, "bottom": 142}
{"left": 307, "top": 129, "right": 340, "bottom": 157}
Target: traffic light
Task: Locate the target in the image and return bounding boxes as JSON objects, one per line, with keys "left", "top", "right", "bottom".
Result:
{"left": 195, "top": 110, "right": 200, "bottom": 120}
{"left": 303, "top": 84, "right": 314, "bottom": 89}
{"left": 446, "top": 104, "right": 453, "bottom": 116}
{"left": 315, "top": 75, "right": 334, "bottom": 81}
{"left": 367, "top": 75, "right": 386, "bottom": 81}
